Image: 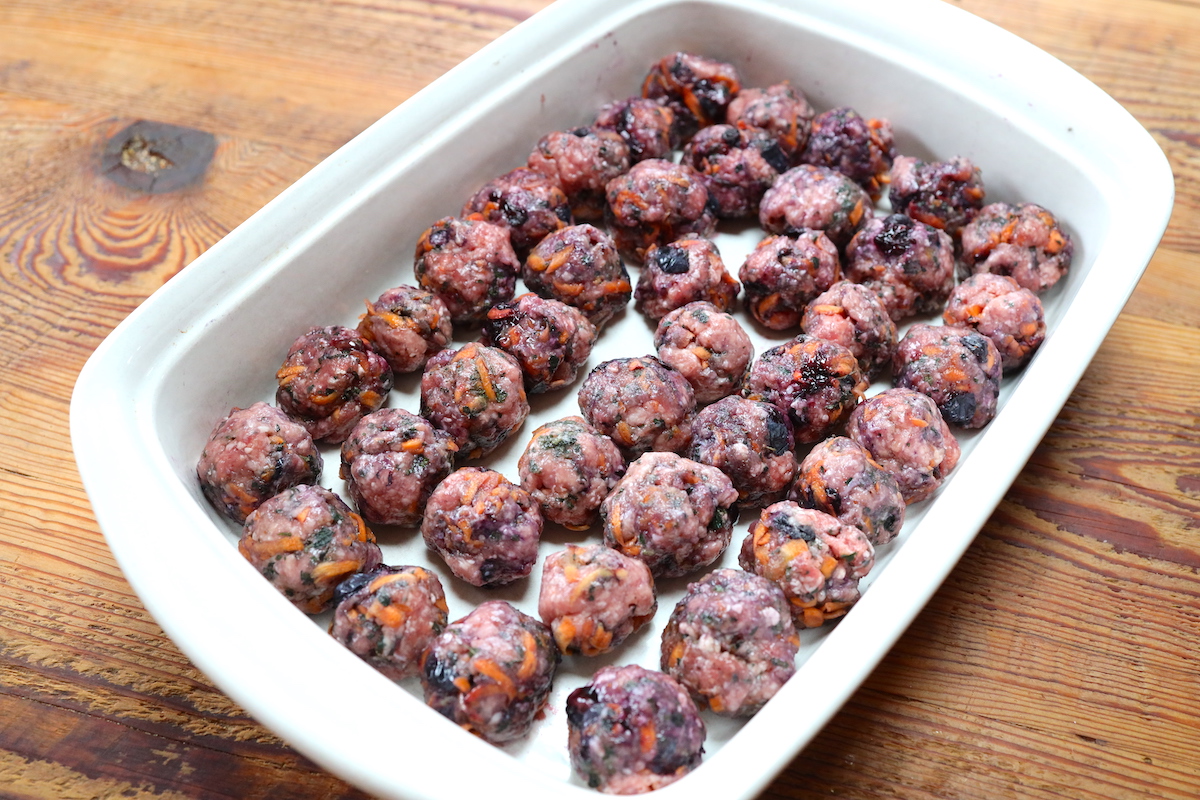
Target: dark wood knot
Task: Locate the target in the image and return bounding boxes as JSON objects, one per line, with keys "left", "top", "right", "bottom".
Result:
{"left": 102, "top": 120, "right": 216, "bottom": 193}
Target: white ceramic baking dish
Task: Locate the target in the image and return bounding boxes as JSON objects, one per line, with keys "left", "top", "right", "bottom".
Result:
{"left": 71, "top": 1, "right": 1172, "bottom": 798}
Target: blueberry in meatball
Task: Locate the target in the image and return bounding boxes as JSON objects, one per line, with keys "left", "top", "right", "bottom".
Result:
{"left": 461, "top": 167, "right": 572, "bottom": 259}
{"left": 893, "top": 323, "right": 1002, "bottom": 429}
{"left": 844, "top": 213, "right": 956, "bottom": 322}
{"left": 800, "top": 106, "right": 895, "bottom": 201}
{"left": 725, "top": 82, "right": 816, "bottom": 164}
{"left": 641, "top": 51, "right": 742, "bottom": 141}
{"left": 682, "top": 124, "right": 789, "bottom": 219}
{"left": 739, "top": 230, "right": 842, "bottom": 331}
{"left": 687, "top": 395, "right": 797, "bottom": 509}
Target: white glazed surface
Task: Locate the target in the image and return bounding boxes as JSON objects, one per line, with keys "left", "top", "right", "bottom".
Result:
{"left": 71, "top": 1, "right": 1173, "bottom": 799}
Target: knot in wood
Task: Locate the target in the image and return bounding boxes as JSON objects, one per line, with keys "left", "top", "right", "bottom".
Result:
{"left": 102, "top": 120, "right": 216, "bottom": 193}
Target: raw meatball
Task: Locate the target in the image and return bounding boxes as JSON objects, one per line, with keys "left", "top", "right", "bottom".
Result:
{"left": 801, "top": 280, "right": 898, "bottom": 380}
{"left": 759, "top": 165, "right": 872, "bottom": 248}
{"left": 742, "top": 334, "right": 867, "bottom": 444}
{"left": 635, "top": 236, "right": 739, "bottom": 321}
{"left": 893, "top": 323, "right": 1002, "bottom": 429}
{"left": 577, "top": 356, "right": 695, "bottom": 457}
{"left": 566, "top": 664, "right": 705, "bottom": 794}
{"left": 329, "top": 564, "right": 449, "bottom": 680}
{"left": 888, "top": 155, "right": 985, "bottom": 236}
{"left": 943, "top": 273, "right": 1046, "bottom": 372}
{"left": 844, "top": 213, "right": 956, "bottom": 322}
{"left": 660, "top": 568, "right": 798, "bottom": 716}
{"left": 420, "top": 342, "right": 530, "bottom": 459}
{"left": 594, "top": 96, "right": 677, "bottom": 163}
{"left": 461, "top": 167, "right": 572, "bottom": 258}
{"left": 681, "top": 124, "right": 789, "bottom": 218}
{"left": 845, "top": 387, "right": 960, "bottom": 503}
{"left": 653, "top": 301, "right": 753, "bottom": 404}
{"left": 339, "top": 408, "right": 458, "bottom": 527}
{"left": 959, "top": 202, "right": 1074, "bottom": 293}
{"left": 524, "top": 224, "right": 632, "bottom": 328}
{"left": 421, "top": 600, "right": 558, "bottom": 745}
{"left": 275, "top": 325, "right": 393, "bottom": 445}
{"left": 725, "top": 82, "right": 816, "bottom": 163}
{"left": 641, "top": 51, "right": 742, "bottom": 140}
{"left": 238, "top": 484, "right": 382, "bottom": 614}
{"left": 539, "top": 544, "right": 657, "bottom": 656}
{"left": 789, "top": 436, "right": 905, "bottom": 546}
{"left": 800, "top": 107, "right": 895, "bottom": 200}
{"left": 528, "top": 128, "right": 631, "bottom": 221}
{"left": 605, "top": 159, "right": 716, "bottom": 264}
{"left": 356, "top": 284, "right": 451, "bottom": 374}
{"left": 480, "top": 293, "right": 598, "bottom": 393}
{"left": 413, "top": 216, "right": 520, "bottom": 327}
{"left": 601, "top": 451, "right": 738, "bottom": 578}
{"left": 197, "top": 401, "right": 323, "bottom": 524}
{"left": 518, "top": 416, "right": 625, "bottom": 531}
{"left": 687, "top": 396, "right": 796, "bottom": 509}
{"left": 421, "top": 467, "right": 541, "bottom": 587}
{"left": 739, "top": 230, "right": 842, "bottom": 330}
{"left": 739, "top": 502, "right": 874, "bottom": 628}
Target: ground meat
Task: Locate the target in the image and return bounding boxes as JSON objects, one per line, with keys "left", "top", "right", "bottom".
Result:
{"left": 635, "top": 236, "right": 739, "bottom": 321}
{"left": 420, "top": 467, "right": 542, "bottom": 587}
{"left": 653, "top": 301, "right": 753, "bottom": 404}
{"left": 275, "top": 326, "right": 393, "bottom": 445}
{"left": 238, "top": 484, "right": 382, "bottom": 614}
{"left": 421, "top": 600, "right": 558, "bottom": 745}
{"left": 660, "top": 568, "right": 798, "bottom": 716}
{"left": 577, "top": 356, "right": 695, "bottom": 457}
{"left": 594, "top": 96, "right": 678, "bottom": 163}
{"left": 566, "top": 664, "right": 705, "bottom": 794}
{"left": 480, "top": 293, "right": 598, "bottom": 394}
{"left": 641, "top": 51, "right": 742, "bottom": 141}
{"left": 681, "top": 124, "right": 788, "bottom": 218}
{"left": 197, "top": 401, "right": 323, "bottom": 524}
{"left": 739, "top": 230, "right": 842, "bottom": 330}
{"left": 523, "top": 224, "right": 632, "bottom": 328}
{"left": 789, "top": 436, "right": 905, "bottom": 546}
{"left": 687, "top": 396, "right": 796, "bottom": 509}
{"left": 943, "top": 273, "right": 1046, "bottom": 372}
{"left": 605, "top": 159, "right": 716, "bottom": 264}
{"left": 356, "top": 284, "right": 452, "bottom": 374}
{"left": 958, "top": 202, "right": 1074, "bottom": 293}
{"left": 601, "top": 451, "right": 738, "bottom": 578}
{"left": 758, "top": 165, "right": 872, "bottom": 248}
{"left": 528, "top": 128, "right": 631, "bottom": 221}
{"left": 725, "top": 82, "right": 815, "bottom": 164}
{"left": 518, "top": 416, "right": 626, "bottom": 530}
{"left": 845, "top": 387, "right": 960, "bottom": 503}
{"left": 538, "top": 544, "right": 657, "bottom": 656}
{"left": 413, "top": 216, "right": 521, "bottom": 327}
{"left": 329, "top": 564, "right": 449, "bottom": 680}
{"left": 461, "top": 167, "right": 572, "bottom": 258}
{"left": 739, "top": 502, "right": 874, "bottom": 628}
{"left": 844, "top": 213, "right": 956, "bottom": 322}
{"left": 893, "top": 323, "right": 1002, "bottom": 429}
{"left": 338, "top": 408, "right": 458, "bottom": 527}
{"left": 800, "top": 107, "right": 895, "bottom": 200}
{"left": 801, "top": 280, "right": 898, "bottom": 380}
{"left": 887, "top": 155, "right": 985, "bottom": 236}
{"left": 742, "top": 334, "right": 867, "bottom": 444}
{"left": 419, "top": 342, "right": 530, "bottom": 459}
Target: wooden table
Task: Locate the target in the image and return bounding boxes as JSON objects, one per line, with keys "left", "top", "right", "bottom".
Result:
{"left": 1, "top": 1, "right": 1196, "bottom": 797}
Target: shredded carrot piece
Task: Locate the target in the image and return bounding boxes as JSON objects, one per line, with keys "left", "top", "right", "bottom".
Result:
{"left": 473, "top": 658, "right": 516, "bottom": 698}
{"left": 401, "top": 438, "right": 424, "bottom": 453}
{"left": 545, "top": 248, "right": 572, "bottom": 274}
{"left": 475, "top": 357, "right": 496, "bottom": 402}
{"left": 351, "top": 511, "right": 372, "bottom": 542}
{"left": 667, "top": 641, "right": 685, "bottom": 668}
{"left": 554, "top": 617, "right": 577, "bottom": 652}
{"left": 708, "top": 696, "right": 725, "bottom": 713}
{"left": 309, "top": 390, "right": 340, "bottom": 406}
{"left": 639, "top": 721, "right": 656, "bottom": 754}
{"left": 453, "top": 676, "right": 471, "bottom": 693}
{"left": 371, "top": 602, "right": 409, "bottom": 629}
{"left": 517, "top": 631, "right": 538, "bottom": 680}
{"left": 312, "top": 559, "right": 361, "bottom": 581}
{"left": 588, "top": 624, "right": 612, "bottom": 654}
{"left": 615, "top": 421, "right": 634, "bottom": 445}
{"left": 819, "top": 556, "right": 839, "bottom": 578}
{"left": 275, "top": 364, "right": 306, "bottom": 384}
{"left": 570, "top": 567, "right": 612, "bottom": 602}
{"left": 294, "top": 507, "right": 310, "bottom": 524}
{"left": 242, "top": 536, "right": 304, "bottom": 558}
{"left": 909, "top": 417, "right": 929, "bottom": 428}
{"left": 801, "top": 607, "right": 825, "bottom": 628}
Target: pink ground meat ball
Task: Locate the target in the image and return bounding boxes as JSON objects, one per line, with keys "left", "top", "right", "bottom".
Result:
{"left": 523, "top": 224, "right": 632, "bottom": 328}
{"left": 800, "top": 106, "right": 895, "bottom": 201}
{"left": 943, "top": 273, "right": 1046, "bottom": 372}
{"left": 893, "top": 323, "right": 1002, "bottom": 429}
{"left": 338, "top": 408, "right": 458, "bottom": 527}
{"left": 461, "top": 167, "right": 572, "bottom": 258}
{"left": 635, "top": 236, "right": 740, "bottom": 321}
{"left": 420, "top": 342, "right": 530, "bottom": 459}
{"left": 594, "top": 96, "right": 678, "bottom": 163}
{"left": 356, "top": 284, "right": 451, "bottom": 374}
{"left": 480, "top": 293, "right": 598, "bottom": 394}
{"left": 413, "top": 216, "right": 520, "bottom": 327}
{"left": 601, "top": 451, "right": 739, "bottom": 578}
{"left": 958, "top": 202, "right": 1073, "bottom": 293}
{"left": 518, "top": 416, "right": 625, "bottom": 531}
{"left": 577, "top": 356, "right": 695, "bottom": 457}
{"left": 605, "top": 159, "right": 716, "bottom": 265}
{"left": 275, "top": 325, "right": 393, "bottom": 445}
{"left": 789, "top": 436, "right": 906, "bottom": 546}
{"left": 801, "top": 280, "right": 898, "bottom": 380}
{"left": 420, "top": 467, "right": 542, "bottom": 587}
{"left": 197, "top": 401, "right": 323, "bottom": 524}
{"left": 329, "top": 564, "right": 449, "bottom": 680}
{"left": 759, "top": 164, "right": 872, "bottom": 248}
{"left": 661, "top": 568, "right": 799, "bottom": 717}
{"left": 653, "top": 301, "right": 753, "bottom": 404}
{"left": 888, "top": 155, "right": 986, "bottom": 237}
{"left": 845, "top": 387, "right": 960, "bottom": 503}
{"left": 238, "top": 484, "right": 382, "bottom": 614}
{"left": 739, "top": 502, "right": 874, "bottom": 628}
{"left": 725, "top": 82, "right": 816, "bottom": 164}
{"left": 844, "top": 213, "right": 956, "bottom": 322}
{"left": 682, "top": 124, "right": 789, "bottom": 219}
{"left": 528, "top": 127, "right": 631, "bottom": 221}
{"left": 539, "top": 544, "right": 657, "bottom": 656}
{"left": 739, "top": 230, "right": 842, "bottom": 331}
{"left": 687, "top": 396, "right": 796, "bottom": 509}
{"left": 641, "top": 51, "right": 742, "bottom": 141}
